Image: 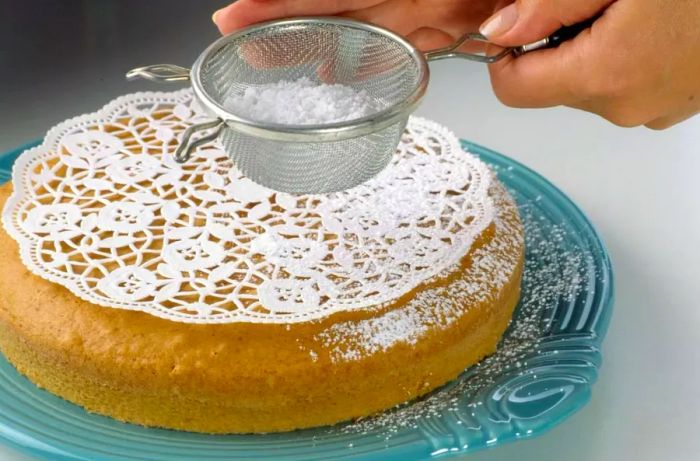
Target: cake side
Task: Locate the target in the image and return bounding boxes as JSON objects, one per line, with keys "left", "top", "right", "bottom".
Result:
{"left": 0, "top": 178, "right": 523, "bottom": 433}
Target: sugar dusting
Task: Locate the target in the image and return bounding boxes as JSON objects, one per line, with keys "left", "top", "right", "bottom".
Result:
{"left": 224, "top": 77, "right": 376, "bottom": 124}
{"left": 315, "top": 181, "right": 522, "bottom": 363}
{"left": 322, "top": 190, "right": 589, "bottom": 440}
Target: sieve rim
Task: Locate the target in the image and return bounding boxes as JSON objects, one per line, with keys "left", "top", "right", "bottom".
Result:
{"left": 190, "top": 16, "right": 429, "bottom": 142}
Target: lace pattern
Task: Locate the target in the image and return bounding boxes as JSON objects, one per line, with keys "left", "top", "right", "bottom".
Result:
{"left": 2, "top": 90, "right": 494, "bottom": 323}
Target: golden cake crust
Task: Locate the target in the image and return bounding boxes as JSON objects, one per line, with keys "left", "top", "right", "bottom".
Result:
{"left": 0, "top": 179, "right": 524, "bottom": 433}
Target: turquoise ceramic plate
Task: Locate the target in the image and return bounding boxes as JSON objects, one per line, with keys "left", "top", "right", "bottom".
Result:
{"left": 0, "top": 139, "right": 613, "bottom": 461}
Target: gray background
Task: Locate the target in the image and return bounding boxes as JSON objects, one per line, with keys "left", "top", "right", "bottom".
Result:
{"left": 2, "top": 1, "right": 700, "bottom": 460}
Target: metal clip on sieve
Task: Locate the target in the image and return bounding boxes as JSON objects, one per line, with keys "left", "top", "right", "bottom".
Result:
{"left": 127, "top": 17, "right": 593, "bottom": 194}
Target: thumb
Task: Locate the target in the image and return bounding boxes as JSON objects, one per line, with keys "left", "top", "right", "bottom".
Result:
{"left": 479, "top": 0, "right": 613, "bottom": 46}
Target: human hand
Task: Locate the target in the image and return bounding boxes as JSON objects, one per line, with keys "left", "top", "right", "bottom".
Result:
{"left": 479, "top": 0, "right": 700, "bottom": 129}
{"left": 213, "top": 0, "right": 496, "bottom": 52}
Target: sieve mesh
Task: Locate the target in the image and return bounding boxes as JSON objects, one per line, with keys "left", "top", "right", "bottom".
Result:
{"left": 220, "top": 119, "right": 407, "bottom": 193}
{"left": 193, "top": 20, "right": 425, "bottom": 193}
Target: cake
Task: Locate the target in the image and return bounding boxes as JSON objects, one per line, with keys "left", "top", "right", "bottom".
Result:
{"left": 0, "top": 91, "right": 524, "bottom": 433}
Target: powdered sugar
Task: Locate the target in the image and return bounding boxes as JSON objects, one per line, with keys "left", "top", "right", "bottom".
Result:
{"left": 224, "top": 77, "right": 377, "bottom": 124}
{"left": 317, "top": 304, "right": 436, "bottom": 362}
{"left": 324, "top": 193, "right": 592, "bottom": 439}
{"left": 316, "top": 181, "right": 522, "bottom": 363}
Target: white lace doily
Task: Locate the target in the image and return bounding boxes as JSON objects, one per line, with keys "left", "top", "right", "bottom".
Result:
{"left": 2, "top": 90, "right": 494, "bottom": 324}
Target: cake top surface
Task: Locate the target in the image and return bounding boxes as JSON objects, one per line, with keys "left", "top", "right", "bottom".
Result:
{"left": 1, "top": 90, "right": 495, "bottom": 324}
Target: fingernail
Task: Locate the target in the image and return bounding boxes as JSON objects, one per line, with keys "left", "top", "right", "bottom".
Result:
{"left": 479, "top": 3, "right": 518, "bottom": 39}
{"left": 212, "top": 8, "right": 223, "bottom": 25}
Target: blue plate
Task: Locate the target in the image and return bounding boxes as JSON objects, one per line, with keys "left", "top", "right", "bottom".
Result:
{"left": 0, "top": 139, "right": 613, "bottom": 461}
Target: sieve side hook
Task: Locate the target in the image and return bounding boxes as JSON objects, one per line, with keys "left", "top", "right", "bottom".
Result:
{"left": 126, "top": 63, "right": 218, "bottom": 163}
{"left": 126, "top": 64, "right": 191, "bottom": 82}
{"left": 174, "top": 119, "right": 225, "bottom": 163}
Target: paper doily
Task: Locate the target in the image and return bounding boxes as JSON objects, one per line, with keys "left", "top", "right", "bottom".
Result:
{"left": 2, "top": 90, "right": 494, "bottom": 324}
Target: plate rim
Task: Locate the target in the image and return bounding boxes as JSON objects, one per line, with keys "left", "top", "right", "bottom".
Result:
{"left": 462, "top": 138, "right": 615, "bottom": 341}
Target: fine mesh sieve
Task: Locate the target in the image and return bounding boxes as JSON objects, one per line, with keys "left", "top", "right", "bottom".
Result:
{"left": 197, "top": 19, "right": 423, "bottom": 193}
{"left": 127, "top": 17, "right": 592, "bottom": 193}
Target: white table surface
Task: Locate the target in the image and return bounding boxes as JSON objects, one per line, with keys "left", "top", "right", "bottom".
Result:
{"left": 1, "top": 57, "right": 699, "bottom": 461}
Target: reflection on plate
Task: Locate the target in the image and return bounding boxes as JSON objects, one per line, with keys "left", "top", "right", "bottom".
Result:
{"left": 0, "top": 139, "right": 613, "bottom": 461}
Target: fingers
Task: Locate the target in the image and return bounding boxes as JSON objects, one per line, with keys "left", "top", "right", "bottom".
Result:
{"left": 569, "top": 99, "right": 657, "bottom": 128}
{"left": 213, "top": 0, "right": 384, "bottom": 34}
{"left": 238, "top": 29, "right": 330, "bottom": 69}
{"left": 487, "top": 33, "right": 592, "bottom": 108}
{"left": 237, "top": 21, "right": 419, "bottom": 83}
{"left": 480, "top": 0, "right": 614, "bottom": 46}
{"left": 340, "top": 0, "right": 426, "bottom": 37}
{"left": 406, "top": 28, "right": 458, "bottom": 51}
{"left": 481, "top": 0, "right": 613, "bottom": 110}
{"left": 645, "top": 108, "right": 700, "bottom": 130}
{"left": 341, "top": 0, "right": 493, "bottom": 42}
{"left": 486, "top": 0, "right": 700, "bottom": 129}
{"left": 406, "top": 28, "right": 485, "bottom": 55}
{"left": 645, "top": 115, "right": 689, "bottom": 130}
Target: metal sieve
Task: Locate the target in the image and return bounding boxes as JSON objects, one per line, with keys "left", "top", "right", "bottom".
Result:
{"left": 127, "top": 17, "right": 590, "bottom": 193}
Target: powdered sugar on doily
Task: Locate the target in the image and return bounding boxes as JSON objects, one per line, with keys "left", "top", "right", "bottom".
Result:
{"left": 316, "top": 182, "right": 521, "bottom": 362}
{"left": 2, "top": 90, "right": 494, "bottom": 324}
{"left": 328, "top": 210, "right": 590, "bottom": 444}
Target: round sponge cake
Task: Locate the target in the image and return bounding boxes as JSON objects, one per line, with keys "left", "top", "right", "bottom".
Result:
{"left": 0, "top": 178, "right": 523, "bottom": 433}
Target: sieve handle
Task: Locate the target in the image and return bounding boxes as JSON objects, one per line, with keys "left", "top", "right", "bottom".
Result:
{"left": 125, "top": 64, "right": 191, "bottom": 83}
{"left": 424, "top": 18, "right": 597, "bottom": 64}
{"left": 511, "top": 17, "right": 598, "bottom": 57}
{"left": 174, "top": 119, "right": 225, "bottom": 163}
{"left": 425, "top": 33, "right": 509, "bottom": 63}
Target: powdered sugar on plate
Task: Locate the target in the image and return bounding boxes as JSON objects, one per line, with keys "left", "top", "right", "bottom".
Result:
{"left": 224, "top": 77, "right": 377, "bottom": 124}
{"left": 323, "top": 194, "right": 591, "bottom": 441}
{"left": 315, "top": 181, "right": 521, "bottom": 363}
